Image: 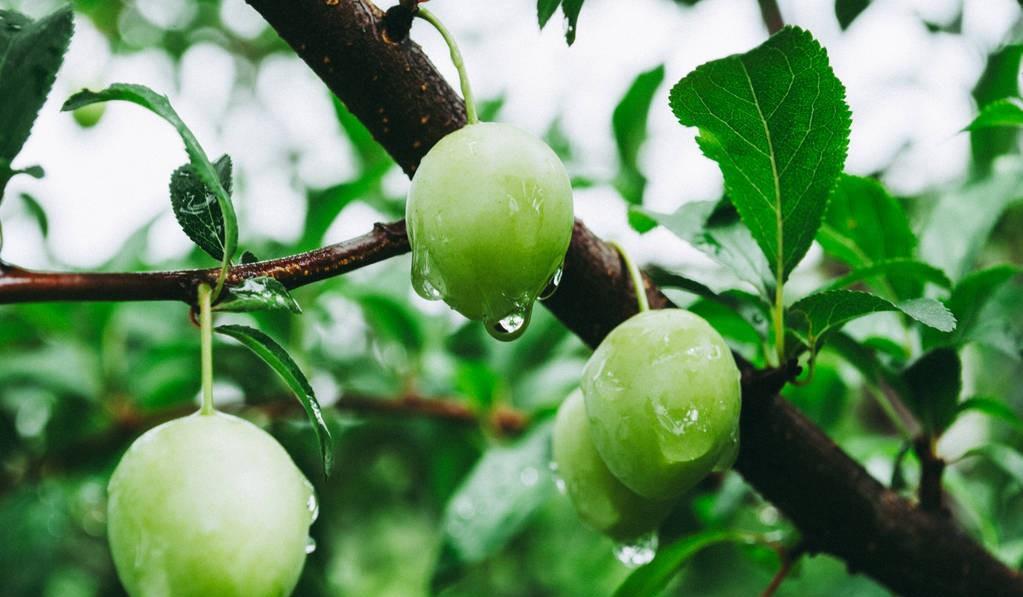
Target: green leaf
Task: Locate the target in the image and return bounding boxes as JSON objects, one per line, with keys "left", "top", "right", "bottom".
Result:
{"left": 669, "top": 27, "right": 851, "bottom": 283}
{"left": 537, "top": 0, "right": 584, "bottom": 44}
{"left": 434, "top": 422, "right": 554, "bottom": 588}
{"left": 18, "top": 192, "right": 48, "bottom": 237}
{"left": 0, "top": 6, "right": 73, "bottom": 196}
{"left": 62, "top": 83, "right": 238, "bottom": 266}
{"left": 919, "top": 163, "right": 1023, "bottom": 281}
{"left": 169, "top": 154, "right": 232, "bottom": 260}
{"left": 819, "top": 175, "right": 915, "bottom": 265}
{"left": 961, "top": 443, "right": 1023, "bottom": 486}
{"left": 922, "top": 265, "right": 1020, "bottom": 351}
{"left": 789, "top": 290, "right": 955, "bottom": 352}
{"left": 561, "top": 0, "right": 584, "bottom": 45}
{"left": 612, "top": 64, "right": 665, "bottom": 226}
{"left": 537, "top": 0, "right": 561, "bottom": 28}
{"left": 643, "top": 200, "right": 774, "bottom": 299}
{"left": 971, "top": 45, "right": 1023, "bottom": 172}
{"left": 902, "top": 348, "right": 961, "bottom": 434}
{"left": 613, "top": 531, "right": 756, "bottom": 597}
{"left": 957, "top": 397, "right": 1023, "bottom": 431}
{"left": 214, "top": 324, "right": 333, "bottom": 474}
{"left": 836, "top": 0, "right": 871, "bottom": 30}
{"left": 331, "top": 96, "right": 391, "bottom": 172}
{"left": 818, "top": 259, "right": 951, "bottom": 295}
{"left": 214, "top": 276, "right": 302, "bottom": 314}
{"left": 965, "top": 97, "right": 1023, "bottom": 131}
{"left": 355, "top": 291, "right": 426, "bottom": 355}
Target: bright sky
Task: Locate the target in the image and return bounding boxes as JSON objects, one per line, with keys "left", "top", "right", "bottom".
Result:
{"left": 1, "top": 0, "right": 1018, "bottom": 274}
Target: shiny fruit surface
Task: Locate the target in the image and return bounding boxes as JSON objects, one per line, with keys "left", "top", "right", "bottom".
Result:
{"left": 582, "top": 309, "right": 741, "bottom": 500}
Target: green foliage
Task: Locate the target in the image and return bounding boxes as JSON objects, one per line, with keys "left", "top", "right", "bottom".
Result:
{"left": 612, "top": 64, "right": 665, "bottom": 232}
{"left": 62, "top": 83, "right": 239, "bottom": 275}
{"left": 215, "top": 277, "right": 302, "bottom": 314}
{"left": 966, "top": 98, "right": 1023, "bottom": 131}
{"left": 788, "top": 290, "right": 955, "bottom": 354}
{"left": 644, "top": 200, "right": 774, "bottom": 300}
{"left": 901, "top": 348, "right": 961, "bottom": 434}
{"left": 614, "top": 531, "right": 757, "bottom": 597}
{"left": 922, "top": 265, "right": 1021, "bottom": 354}
{"left": 0, "top": 5, "right": 72, "bottom": 197}
{"left": 2, "top": 5, "right": 1023, "bottom": 596}
{"left": 536, "top": 0, "right": 585, "bottom": 44}
{"left": 215, "top": 325, "right": 333, "bottom": 474}
{"left": 835, "top": 0, "right": 872, "bottom": 29}
{"left": 169, "top": 154, "right": 233, "bottom": 261}
{"left": 434, "top": 422, "right": 554, "bottom": 590}
{"left": 669, "top": 27, "right": 851, "bottom": 284}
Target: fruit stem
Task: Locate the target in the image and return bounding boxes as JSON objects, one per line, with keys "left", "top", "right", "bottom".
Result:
{"left": 609, "top": 241, "right": 649, "bottom": 313}
{"left": 197, "top": 283, "right": 216, "bottom": 416}
{"left": 416, "top": 8, "right": 478, "bottom": 125}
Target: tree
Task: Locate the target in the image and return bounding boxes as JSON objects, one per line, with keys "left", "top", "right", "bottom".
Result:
{"left": 1, "top": 1, "right": 1022, "bottom": 595}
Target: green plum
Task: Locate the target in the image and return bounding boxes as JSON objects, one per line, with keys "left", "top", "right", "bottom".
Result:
{"left": 582, "top": 309, "right": 741, "bottom": 500}
{"left": 553, "top": 390, "right": 675, "bottom": 540}
{"left": 107, "top": 412, "right": 316, "bottom": 597}
{"left": 406, "top": 122, "right": 574, "bottom": 340}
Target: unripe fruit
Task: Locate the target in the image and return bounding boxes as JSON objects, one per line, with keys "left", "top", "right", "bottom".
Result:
{"left": 582, "top": 309, "right": 741, "bottom": 500}
{"left": 107, "top": 412, "right": 316, "bottom": 597}
{"left": 553, "top": 390, "right": 675, "bottom": 540}
{"left": 406, "top": 122, "right": 574, "bottom": 340}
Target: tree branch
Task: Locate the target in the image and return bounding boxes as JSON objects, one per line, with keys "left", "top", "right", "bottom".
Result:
{"left": 757, "top": 0, "right": 785, "bottom": 34}
{"left": 0, "top": 222, "right": 408, "bottom": 304}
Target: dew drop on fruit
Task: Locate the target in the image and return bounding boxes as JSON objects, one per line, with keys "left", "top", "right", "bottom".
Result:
{"left": 539, "top": 265, "right": 564, "bottom": 300}
{"left": 411, "top": 249, "right": 444, "bottom": 301}
{"left": 519, "top": 466, "right": 539, "bottom": 487}
{"left": 307, "top": 493, "right": 319, "bottom": 524}
{"left": 549, "top": 461, "right": 566, "bottom": 494}
{"left": 613, "top": 532, "right": 658, "bottom": 568}
{"left": 305, "top": 537, "right": 317, "bottom": 554}
{"left": 485, "top": 305, "right": 532, "bottom": 341}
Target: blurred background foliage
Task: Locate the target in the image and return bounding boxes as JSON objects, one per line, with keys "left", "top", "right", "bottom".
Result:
{"left": 1, "top": 0, "right": 1022, "bottom": 595}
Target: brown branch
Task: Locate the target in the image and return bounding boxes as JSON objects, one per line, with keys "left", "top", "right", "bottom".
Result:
{"left": 761, "top": 542, "right": 805, "bottom": 597}
{"left": 757, "top": 0, "right": 785, "bottom": 35}
{"left": 914, "top": 434, "right": 947, "bottom": 513}
{"left": 0, "top": 221, "right": 408, "bottom": 304}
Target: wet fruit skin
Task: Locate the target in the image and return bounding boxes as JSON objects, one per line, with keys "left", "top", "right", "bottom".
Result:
{"left": 406, "top": 122, "right": 574, "bottom": 339}
{"left": 107, "top": 412, "right": 315, "bottom": 597}
{"left": 582, "top": 309, "right": 741, "bottom": 500}
{"left": 553, "top": 390, "right": 675, "bottom": 540}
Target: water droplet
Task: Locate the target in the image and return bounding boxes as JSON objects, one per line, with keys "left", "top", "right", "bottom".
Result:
{"left": 411, "top": 249, "right": 444, "bottom": 300}
{"left": 539, "top": 265, "right": 564, "bottom": 300}
{"left": 307, "top": 494, "right": 319, "bottom": 524}
{"left": 549, "top": 461, "right": 566, "bottom": 494}
{"left": 614, "top": 532, "right": 658, "bottom": 568}
{"left": 305, "top": 537, "right": 317, "bottom": 554}
{"left": 486, "top": 305, "right": 533, "bottom": 341}
{"left": 519, "top": 466, "right": 539, "bottom": 487}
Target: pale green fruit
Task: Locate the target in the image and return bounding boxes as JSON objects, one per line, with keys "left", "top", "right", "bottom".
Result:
{"left": 553, "top": 390, "right": 675, "bottom": 540}
{"left": 582, "top": 309, "right": 741, "bottom": 500}
{"left": 107, "top": 412, "right": 316, "bottom": 597}
{"left": 406, "top": 122, "right": 574, "bottom": 340}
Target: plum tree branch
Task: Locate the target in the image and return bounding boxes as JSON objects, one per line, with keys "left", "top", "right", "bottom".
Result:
{"left": 0, "top": 221, "right": 408, "bottom": 304}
